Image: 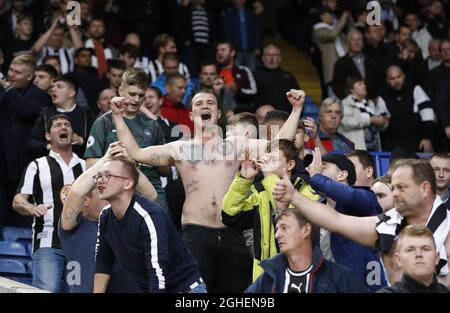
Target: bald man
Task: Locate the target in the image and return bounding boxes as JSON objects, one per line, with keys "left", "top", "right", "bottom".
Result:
{"left": 378, "top": 65, "right": 436, "bottom": 152}
{"left": 254, "top": 44, "right": 299, "bottom": 112}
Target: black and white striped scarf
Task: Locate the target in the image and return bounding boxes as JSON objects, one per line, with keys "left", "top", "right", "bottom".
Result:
{"left": 351, "top": 96, "right": 375, "bottom": 117}
{"left": 376, "top": 197, "right": 450, "bottom": 276}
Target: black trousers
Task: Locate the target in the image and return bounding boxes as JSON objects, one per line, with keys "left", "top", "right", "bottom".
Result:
{"left": 182, "top": 224, "right": 252, "bottom": 293}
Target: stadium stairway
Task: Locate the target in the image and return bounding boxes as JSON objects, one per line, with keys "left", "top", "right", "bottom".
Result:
{"left": 263, "top": 36, "right": 322, "bottom": 105}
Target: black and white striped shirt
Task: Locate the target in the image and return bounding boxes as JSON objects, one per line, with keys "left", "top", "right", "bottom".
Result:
{"left": 145, "top": 59, "right": 190, "bottom": 83}
{"left": 84, "top": 39, "right": 114, "bottom": 69}
{"left": 376, "top": 197, "right": 450, "bottom": 276}
{"left": 191, "top": 7, "right": 210, "bottom": 45}
{"left": 38, "top": 46, "right": 75, "bottom": 74}
{"left": 16, "top": 151, "right": 85, "bottom": 252}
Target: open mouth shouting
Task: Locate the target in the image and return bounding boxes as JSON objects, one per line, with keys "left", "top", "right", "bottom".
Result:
{"left": 57, "top": 131, "right": 70, "bottom": 142}
{"left": 200, "top": 111, "right": 212, "bottom": 121}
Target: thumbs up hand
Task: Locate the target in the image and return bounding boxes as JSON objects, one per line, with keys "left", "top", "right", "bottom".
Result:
{"left": 273, "top": 167, "right": 295, "bottom": 210}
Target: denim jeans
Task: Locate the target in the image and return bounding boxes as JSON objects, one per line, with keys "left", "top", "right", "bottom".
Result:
{"left": 32, "top": 247, "right": 66, "bottom": 293}
{"left": 188, "top": 282, "right": 208, "bottom": 293}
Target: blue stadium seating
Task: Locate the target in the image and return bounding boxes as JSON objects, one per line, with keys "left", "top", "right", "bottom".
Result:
{"left": 0, "top": 241, "right": 28, "bottom": 257}
{"left": 302, "top": 96, "right": 320, "bottom": 121}
{"left": 330, "top": 152, "right": 432, "bottom": 177}
{"left": 0, "top": 259, "right": 33, "bottom": 286}
{"left": 27, "top": 242, "right": 33, "bottom": 256}
{"left": 26, "top": 259, "right": 33, "bottom": 275}
{"left": 0, "top": 259, "right": 27, "bottom": 274}
{"left": 0, "top": 226, "right": 32, "bottom": 242}
{"left": 12, "top": 277, "right": 33, "bottom": 286}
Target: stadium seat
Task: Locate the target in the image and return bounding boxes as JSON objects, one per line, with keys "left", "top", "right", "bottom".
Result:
{"left": 0, "top": 259, "right": 27, "bottom": 274}
{"left": 0, "top": 241, "right": 28, "bottom": 257}
{"left": 302, "top": 96, "right": 320, "bottom": 121}
{"left": 26, "top": 242, "right": 33, "bottom": 256}
{"left": 11, "top": 276, "right": 33, "bottom": 286}
{"left": 0, "top": 226, "right": 32, "bottom": 242}
{"left": 26, "top": 259, "right": 33, "bottom": 275}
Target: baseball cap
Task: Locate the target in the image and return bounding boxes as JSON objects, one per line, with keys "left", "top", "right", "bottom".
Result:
{"left": 322, "top": 154, "right": 356, "bottom": 186}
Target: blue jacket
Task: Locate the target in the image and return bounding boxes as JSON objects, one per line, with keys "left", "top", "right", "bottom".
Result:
{"left": 309, "top": 174, "right": 387, "bottom": 292}
{"left": 151, "top": 74, "right": 195, "bottom": 107}
{"left": 245, "top": 247, "right": 368, "bottom": 293}
{"left": 221, "top": 8, "right": 262, "bottom": 52}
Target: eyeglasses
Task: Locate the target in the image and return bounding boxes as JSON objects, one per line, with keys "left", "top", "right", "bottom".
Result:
{"left": 93, "top": 173, "right": 131, "bottom": 184}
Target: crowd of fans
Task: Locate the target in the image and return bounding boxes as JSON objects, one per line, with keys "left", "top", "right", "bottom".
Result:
{"left": 0, "top": 0, "right": 450, "bottom": 294}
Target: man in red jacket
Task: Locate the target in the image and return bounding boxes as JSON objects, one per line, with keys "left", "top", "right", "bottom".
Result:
{"left": 161, "top": 73, "right": 194, "bottom": 134}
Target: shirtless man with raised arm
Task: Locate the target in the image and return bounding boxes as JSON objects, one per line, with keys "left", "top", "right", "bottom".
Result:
{"left": 273, "top": 148, "right": 450, "bottom": 288}
{"left": 111, "top": 89, "right": 305, "bottom": 292}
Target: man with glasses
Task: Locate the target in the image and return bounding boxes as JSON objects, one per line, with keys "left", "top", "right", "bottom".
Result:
{"left": 59, "top": 141, "right": 157, "bottom": 292}
{"left": 84, "top": 68, "right": 168, "bottom": 209}
{"left": 92, "top": 154, "right": 205, "bottom": 293}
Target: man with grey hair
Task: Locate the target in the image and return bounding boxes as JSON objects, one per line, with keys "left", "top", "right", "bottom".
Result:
{"left": 310, "top": 98, "right": 354, "bottom": 153}
{"left": 254, "top": 44, "right": 300, "bottom": 112}
{"left": 426, "top": 39, "right": 442, "bottom": 71}
{"left": 332, "top": 29, "right": 380, "bottom": 100}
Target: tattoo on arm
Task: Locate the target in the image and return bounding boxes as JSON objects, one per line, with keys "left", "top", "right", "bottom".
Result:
{"left": 150, "top": 153, "right": 160, "bottom": 165}
{"left": 185, "top": 179, "right": 199, "bottom": 194}
{"left": 64, "top": 205, "right": 78, "bottom": 220}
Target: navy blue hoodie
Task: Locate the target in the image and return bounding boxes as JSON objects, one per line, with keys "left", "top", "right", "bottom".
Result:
{"left": 95, "top": 195, "right": 202, "bottom": 293}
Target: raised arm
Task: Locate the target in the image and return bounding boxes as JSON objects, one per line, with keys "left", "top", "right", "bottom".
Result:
{"left": 67, "top": 23, "right": 83, "bottom": 49}
{"left": 226, "top": 90, "right": 306, "bottom": 160}
{"left": 62, "top": 142, "right": 157, "bottom": 230}
{"left": 273, "top": 169, "right": 379, "bottom": 248}
{"left": 275, "top": 89, "right": 305, "bottom": 141}
{"left": 110, "top": 97, "right": 175, "bottom": 166}
{"left": 61, "top": 145, "right": 115, "bottom": 230}
{"left": 32, "top": 16, "right": 59, "bottom": 57}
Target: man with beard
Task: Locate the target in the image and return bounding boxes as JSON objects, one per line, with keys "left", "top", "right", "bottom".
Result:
{"left": 273, "top": 155, "right": 450, "bottom": 287}
{"left": 216, "top": 41, "right": 257, "bottom": 113}
{"left": 84, "top": 18, "right": 114, "bottom": 78}
{"left": 378, "top": 65, "right": 435, "bottom": 152}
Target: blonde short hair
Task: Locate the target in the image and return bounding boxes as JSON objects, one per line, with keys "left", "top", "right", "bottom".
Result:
{"left": 397, "top": 225, "right": 436, "bottom": 251}
{"left": 11, "top": 54, "right": 36, "bottom": 71}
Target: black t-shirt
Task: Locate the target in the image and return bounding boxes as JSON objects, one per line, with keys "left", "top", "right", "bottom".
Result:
{"left": 285, "top": 264, "right": 313, "bottom": 293}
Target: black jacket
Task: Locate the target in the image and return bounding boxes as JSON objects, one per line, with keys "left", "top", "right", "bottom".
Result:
{"left": 26, "top": 105, "right": 96, "bottom": 160}
{"left": 332, "top": 54, "right": 380, "bottom": 100}
{"left": 378, "top": 274, "right": 450, "bottom": 293}
{"left": 427, "top": 64, "right": 450, "bottom": 128}
{"left": 254, "top": 67, "right": 299, "bottom": 112}
{"left": 0, "top": 84, "right": 51, "bottom": 181}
